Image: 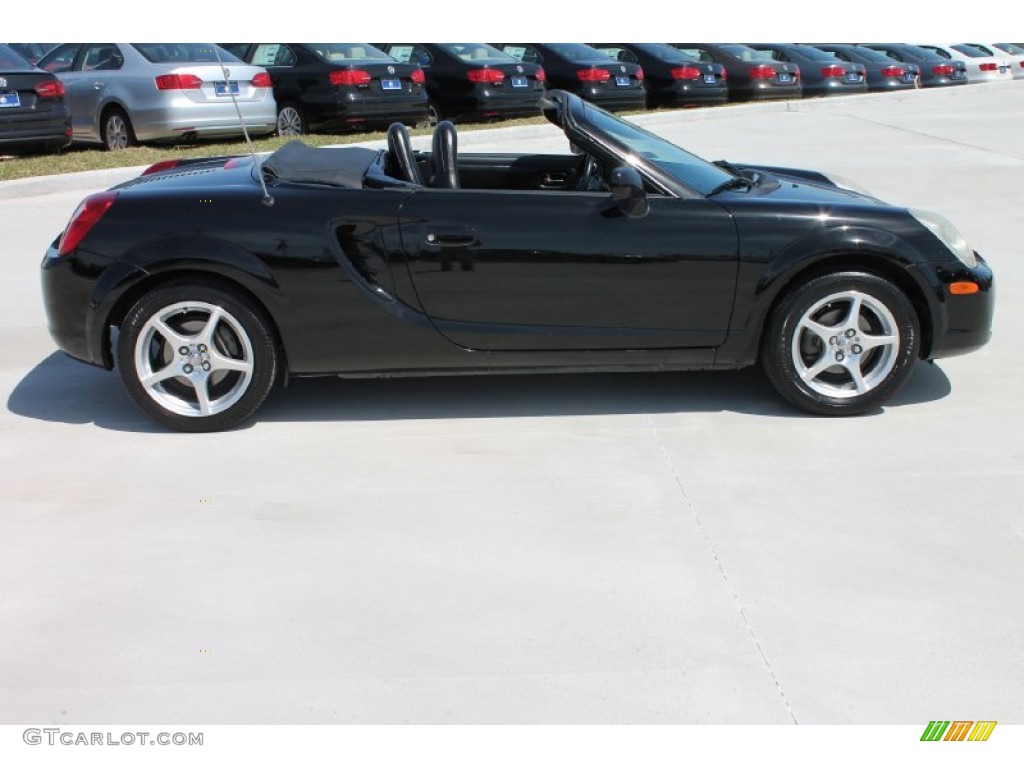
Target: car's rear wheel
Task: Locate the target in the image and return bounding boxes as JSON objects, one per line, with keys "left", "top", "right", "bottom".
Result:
{"left": 117, "top": 283, "right": 277, "bottom": 432}
{"left": 101, "top": 107, "right": 136, "bottom": 151}
{"left": 427, "top": 100, "right": 444, "bottom": 126}
{"left": 762, "top": 271, "right": 920, "bottom": 415}
{"left": 276, "top": 103, "right": 306, "bottom": 136}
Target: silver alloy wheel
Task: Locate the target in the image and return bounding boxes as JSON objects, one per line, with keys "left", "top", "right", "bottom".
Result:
{"left": 277, "top": 106, "right": 304, "bottom": 136}
{"left": 791, "top": 290, "right": 900, "bottom": 399}
{"left": 105, "top": 113, "right": 129, "bottom": 150}
{"left": 133, "top": 301, "right": 255, "bottom": 418}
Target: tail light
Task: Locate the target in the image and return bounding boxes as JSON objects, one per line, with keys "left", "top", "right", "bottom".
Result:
{"left": 821, "top": 64, "right": 846, "bottom": 77}
{"left": 251, "top": 72, "right": 272, "bottom": 88}
{"left": 330, "top": 69, "right": 371, "bottom": 86}
{"left": 58, "top": 192, "right": 118, "bottom": 256}
{"left": 142, "top": 159, "right": 180, "bottom": 176}
{"left": 577, "top": 67, "right": 611, "bottom": 82}
{"left": 880, "top": 65, "right": 904, "bottom": 77}
{"left": 410, "top": 68, "right": 425, "bottom": 84}
{"left": 34, "top": 79, "right": 65, "bottom": 98}
{"left": 155, "top": 74, "right": 203, "bottom": 90}
{"left": 670, "top": 66, "right": 702, "bottom": 80}
{"left": 932, "top": 64, "right": 954, "bottom": 75}
{"left": 535, "top": 67, "right": 546, "bottom": 82}
{"left": 749, "top": 64, "right": 777, "bottom": 79}
{"left": 978, "top": 63, "right": 997, "bottom": 71}
{"left": 635, "top": 68, "right": 644, "bottom": 81}
{"left": 467, "top": 68, "right": 504, "bottom": 83}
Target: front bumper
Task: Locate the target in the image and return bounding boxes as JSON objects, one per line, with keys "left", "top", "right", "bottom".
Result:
{"left": 911, "top": 254, "right": 994, "bottom": 359}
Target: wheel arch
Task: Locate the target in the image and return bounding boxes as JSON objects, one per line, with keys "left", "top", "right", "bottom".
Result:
{"left": 758, "top": 251, "right": 934, "bottom": 361}
{"left": 97, "top": 100, "right": 132, "bottom": 139}
{"left": 101, "top": 268, "right": 289, "bottom": 384}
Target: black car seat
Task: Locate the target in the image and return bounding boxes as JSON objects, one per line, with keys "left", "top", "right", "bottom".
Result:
{"left": 430, "top": 121, "right": 459, "bottom": 189}
{"left": 385, "top": 123, "right": 422, "bottom": 185}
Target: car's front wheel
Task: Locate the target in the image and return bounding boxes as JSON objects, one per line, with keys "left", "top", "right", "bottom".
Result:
{"left": 117, "top": 283, "right": 278, "bottom": 432}
{"left": 762, "top": 271, "right": 920, "bottom": 415}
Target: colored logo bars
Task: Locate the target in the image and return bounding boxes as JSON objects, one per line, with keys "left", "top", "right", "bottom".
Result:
{"left": 921, "top": 721, "right": 997, "bottom": 742}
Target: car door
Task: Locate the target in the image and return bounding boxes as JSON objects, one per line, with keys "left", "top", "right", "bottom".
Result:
{"left": 398, "top": 187, "right": 738, "bottom": 351}
{"left": 37, "top": 44, "right": 90, "bottom": 137}
{"left": 58, "top": 44, "right": 122, "bottom": 141}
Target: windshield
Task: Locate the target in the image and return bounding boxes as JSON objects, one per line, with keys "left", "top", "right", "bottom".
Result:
{"left": 0, "top": 44, "right": 33, "bottom": 69}
{"left": 995, "top": 43, "right": 1024, "bottom": 54}
{"left": 437, "top": 43, "right": 514, "bottom": 64}
{"left": 633, "top": 43, "right": 700, "bottom": 63}
{"left": 310, "top": 43, "right": 392, "bottom": 63}
{"left": 718, "top": 44, "right": 775, "bottom": 62}
{"left": 544, "top": 43, "right": 613, "bottom": 64}
{"left": 133, "top": 44, "right": 241, "bottom": 63}
{"left": 792, "top": 46, "right": 841, "bottom": 62}
{"left": 951, "top": 44, "right": 988, "bottom": 58}
{"left": 842, "top": 46, "right": 895, "bottom": 63}
{"left": 579, "top": 101, "right": 733, "bottom": 196}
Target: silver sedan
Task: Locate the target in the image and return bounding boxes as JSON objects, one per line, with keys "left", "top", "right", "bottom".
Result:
{"left": 37, "top": 43, "right": 276, "bottom": 149}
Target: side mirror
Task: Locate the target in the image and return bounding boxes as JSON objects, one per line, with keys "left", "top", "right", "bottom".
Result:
{"left": 609, "top": 166, "right": 649, "bottom": 218}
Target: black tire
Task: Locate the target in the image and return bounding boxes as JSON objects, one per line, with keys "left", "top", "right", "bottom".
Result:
{"left": 427, "top": 100, "right": 444, "bottom": 126}
{"left": 117, "top": 282, "right": 278, "bottom": 432}
{"left": 761, "top": 271, "right": 920, "bottom": 416}
{"left": 276, "top": 103, "right": 307, "bottom": 136}
{"left": 101, "top": 107, "right": 136, "bottom": 151}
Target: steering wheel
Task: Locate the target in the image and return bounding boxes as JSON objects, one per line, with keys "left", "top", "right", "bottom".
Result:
{"left": 577, "top": 153, "right": 601, "bottom": 191}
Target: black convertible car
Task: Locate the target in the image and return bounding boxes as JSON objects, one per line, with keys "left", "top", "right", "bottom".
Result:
{"left": 41, "top": 91, "right": 994, "bottom": 431}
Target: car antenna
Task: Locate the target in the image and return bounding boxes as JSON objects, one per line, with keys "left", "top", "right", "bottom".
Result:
{"left": 213, "top": 44, "right": 275, "bottom": 207}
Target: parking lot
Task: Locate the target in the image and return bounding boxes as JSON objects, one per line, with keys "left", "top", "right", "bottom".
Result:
{"left": 1, "top": 81, "right": 1021, "bottom": 724}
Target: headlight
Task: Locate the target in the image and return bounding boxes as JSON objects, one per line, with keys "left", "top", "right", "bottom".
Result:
{"left": 907, "top": 208, "right": 977, "bottom": 268}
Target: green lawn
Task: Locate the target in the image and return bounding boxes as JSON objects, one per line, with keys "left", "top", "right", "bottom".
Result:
{"left": 0, "top": 116, "right": 552, "bottom": 182}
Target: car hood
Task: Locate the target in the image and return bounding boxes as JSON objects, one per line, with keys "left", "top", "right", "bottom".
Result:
{"left": 727, "top": 163, "right": 886, "bottom": 206}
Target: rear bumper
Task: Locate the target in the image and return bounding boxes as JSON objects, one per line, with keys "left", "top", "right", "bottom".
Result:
{"left": 0, "top": 107, "right": 71, "bottom": 149}
{"left": 131, "top": 99, "right": 278, "bottom": 142}
{"left": 738, "top": 82, "right": 803, "bottom": 100}
{"left": 442, "top": 87, "right": 543, "bottom": 120}
{"left": 310, "top": 94, "right": 429, "bottom": 128}
{"left": 651, "top": 82, "right": 728, "bottom": 105}
{"left": 575, "top": 87, "right": 647, "bottom": 111}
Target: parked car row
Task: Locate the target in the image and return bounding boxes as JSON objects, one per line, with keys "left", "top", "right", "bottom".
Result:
{"left": 2, "top": 41, "right": 1022, "bottom": 154}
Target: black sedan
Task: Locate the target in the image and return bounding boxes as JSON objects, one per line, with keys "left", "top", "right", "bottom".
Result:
{"left": 857, "top": 44, "right": 968, "bottom": 88}
{"left": 374, "top": 43, "right": 544, "bottom": 124}
{"left": 492, "top": 44, "right": 646, "bottom": 111}
{"left": 222, "top": 43, "right": 428, "bottom": 134}
{"left": 590, "top": 43, "right": 727, "bottom": 107}
{"left": 671, "top": 44, "right": 801, "bottom": 101}
{"left": 811, "top": 44, "right": 920, "bottom": 91}
{"left": 41, "top": 90, "right": 994, "bottom": 431}
{"left": 745, "top": 44, "right": 867, "bottom": 97}
{"left": 0, "top": 44, "right": 71, "bottom": 154}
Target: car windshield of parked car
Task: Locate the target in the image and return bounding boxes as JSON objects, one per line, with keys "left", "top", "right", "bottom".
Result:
{"left": 995, "top": 43, "right": 1024, "bottom": 54}
{"left": 310, "top": 44, "right": 393, "bottom": 63}
{"left": 133, "top": 44, "right": 242, "bottom": 63}
{"left": 899, "top": 45, "right": 944, "bottom": 60}
{"left": 842, "top": 46, "right": 895, "bottom": 63}
{"left": 718, "top": 45, "right": 775, "bottom": 62}
{"left": 633, "top": 43, "right": 700, "bottom": 63}
{"left": 437, "top": 44, "right": 514, "bottom": 63}
{"left": 951, "top": 44, "right": 988, "bottom": 58}
{"left": 545, "top": 43, "right": 613, "bottom": 64}
{"left": 579, "top": 101, "right": 733, "bottom": 196}
{"left": 0, "top": 44, "right": 33, "bottom": 69}
{"left": 793, "top": 46, "right": 842, "bottom": 62}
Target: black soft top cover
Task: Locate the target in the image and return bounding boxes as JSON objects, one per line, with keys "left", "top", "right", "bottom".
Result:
{"left": 262, "top": 141, "right": 380, "bottom": 187}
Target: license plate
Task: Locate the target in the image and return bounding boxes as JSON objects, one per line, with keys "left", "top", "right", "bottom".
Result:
{"left": 845, "top": 73, "right": 861, "bottom": 82}
{"left": 615, "top": 76, "right": 630, "bottom": 87}
{"left": 999, "top": 66, "right": 1008, "bottom": 74}
{"left": 510, "top": 76, "right": 528, "bottom": 88}
{"left": 214, "top": 81, "right": 239, "bottom": 96}
{"left": 380, "top": 78, "right": 401, "bottom": 90}
{"left": 778, "top": 73, "right": 792, "bottom": 83}
{"left": 903, "top": 73, "right": 915, "bottom": 82}
{"left": 703, "top": 74, "right": 716, "bottom": 84}
{"left": 953, "top": 71, "right": 965, "bottom": 78}
{"left": 0, "top": 91, "right": 21, "bottom": 108}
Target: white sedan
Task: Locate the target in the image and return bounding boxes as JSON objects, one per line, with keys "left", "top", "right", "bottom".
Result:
{"left": 915, "top": 44, "right": 1013, "bottom": 83}
{"left": 962, "top": 43, "right": 1024, "bottom": 80}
